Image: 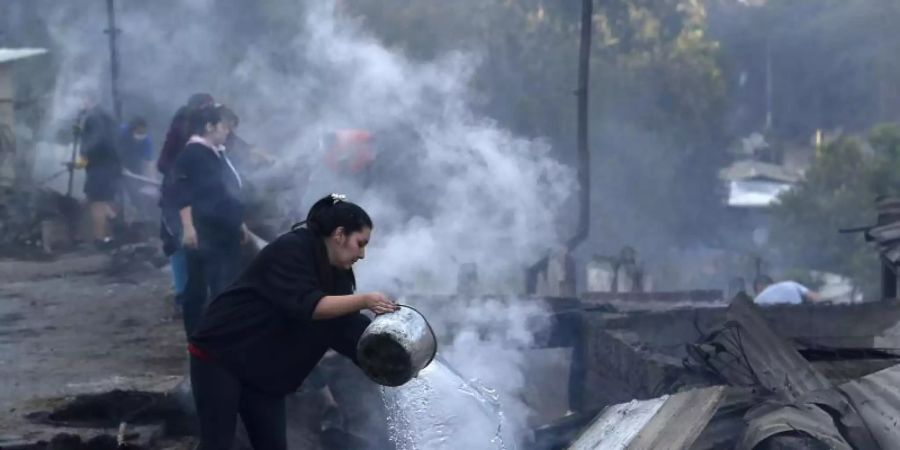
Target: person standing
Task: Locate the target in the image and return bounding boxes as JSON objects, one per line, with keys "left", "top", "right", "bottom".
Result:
{"left": 157, "top": 93, "right": 215, "bottom": 319}
{"left": 172, "top": 105, "right": 248, "bottom": 334}
{"left": 78, "top": 95, "right": 121, "bottom": 249}
{"left": 118, "top": 116, "right": 153, "bottom": 176}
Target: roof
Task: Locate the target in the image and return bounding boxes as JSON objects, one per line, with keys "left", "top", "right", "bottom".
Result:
{"left": 719, "top": 160, "right": 801, "bottom": 183}
{"left": 0, "top": 48, "right": 48, "bottom": 65}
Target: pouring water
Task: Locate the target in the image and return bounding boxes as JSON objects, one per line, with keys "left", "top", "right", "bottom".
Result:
{"left": 381, "top": 357, "right": 514, "bottom": 450}
{"left": 358, "top": 306, "right": 515, "bottom": 449}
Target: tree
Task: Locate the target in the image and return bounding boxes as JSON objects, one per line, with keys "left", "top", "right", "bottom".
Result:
{"left": 769, "top": 123, "right": 900, "bottom": 299}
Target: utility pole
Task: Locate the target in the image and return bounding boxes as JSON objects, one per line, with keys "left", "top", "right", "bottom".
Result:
{"left": 764, "top": 36, "right": 772, "bottom": 132}
{"left": 104, "top": 0, "right": 122, "bottom": 121}
{"left": 526, "top": 0, "right": 593, "bottom": 294}
{"left": 569, "top": 0, "right": 592, "bottom": 251}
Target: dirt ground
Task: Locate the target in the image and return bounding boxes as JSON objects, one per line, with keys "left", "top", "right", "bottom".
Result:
{"left": 0, "top": 248, "right": 188, "bottom": 446}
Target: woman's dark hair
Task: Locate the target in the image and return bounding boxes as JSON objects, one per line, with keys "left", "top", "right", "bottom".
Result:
{"left": 187, "top": 105, "right": 223, "bottom": 137}
{"left": 293, "top": 194, "right": 373, "bottom": 290}
{"left": 219, "top": 106, "right": 239, "bottom": 129}
{"left": 187, "top": 92, "right": 214, "bottom": 109}
{"left": 156, "top": 94, "right": 215, "bottom": 173}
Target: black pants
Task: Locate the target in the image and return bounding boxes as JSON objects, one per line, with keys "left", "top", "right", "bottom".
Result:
{"left": 191, "top": 355, "right": 287, "bottom": 450}
{"left": 182, "top": 250, "right": 207, "bottom": 337}
{"left": 202, "top": 243, "right": 243, "bottom": 299}
{"left": 182, "top": 244, "right": 242, "bottom": 337}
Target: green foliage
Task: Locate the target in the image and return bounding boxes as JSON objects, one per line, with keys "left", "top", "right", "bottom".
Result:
{"left": 770, "top": 123, "right": 900, "bottom": 299}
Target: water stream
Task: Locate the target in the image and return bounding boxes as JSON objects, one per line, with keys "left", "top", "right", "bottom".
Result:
{"left": 381, "top": 357, "right": 514, "bottom": 450}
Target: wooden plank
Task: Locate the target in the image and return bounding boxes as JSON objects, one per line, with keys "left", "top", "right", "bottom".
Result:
{"left": 568, "top": 396, "right": 668, "bottom": 450}
{"left": 626, "top": 386, "right": 726, "bottom": 450}
{"left": 568, "top": 387, "right": 726, "bottom": 450}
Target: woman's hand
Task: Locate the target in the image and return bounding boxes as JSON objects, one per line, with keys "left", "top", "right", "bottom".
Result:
{"left": 364, "top": 292, "right": 398, "bottom": 315}
{"left": 182, "top": 225, "right": 199, "bottom": 249}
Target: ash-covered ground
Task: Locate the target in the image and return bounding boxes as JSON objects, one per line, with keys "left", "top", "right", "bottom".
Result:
{"left": 0, "top": 249, "right": 188, "bottom": 447}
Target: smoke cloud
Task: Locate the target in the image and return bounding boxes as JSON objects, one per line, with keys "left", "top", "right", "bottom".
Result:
{"left": 29, "top": 0, "right": 575, "bottom": 446}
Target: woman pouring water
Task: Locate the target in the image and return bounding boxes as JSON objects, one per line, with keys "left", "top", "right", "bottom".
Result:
{"left": 188, "top": 193, "right": 397, "bottom": 450}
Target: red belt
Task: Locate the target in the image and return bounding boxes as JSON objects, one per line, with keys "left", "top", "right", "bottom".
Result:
{"left": 188, "top": 342, "right": 213, "bottom": 361}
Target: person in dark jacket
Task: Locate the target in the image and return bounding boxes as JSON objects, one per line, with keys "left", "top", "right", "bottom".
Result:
{"left": 118, "top": 116, "right": 153, "bottom": 176}
{"left": 172, "top": 105, "right": 246, "bottom": 334}
{"left": 189, "top": 194, "right": 396, "bottom": 450}
{"left": 78, "top": 96, "right": 121, "bottom": 248}
{"left": 158, "top": 93, "right": 215, "bottom": 313}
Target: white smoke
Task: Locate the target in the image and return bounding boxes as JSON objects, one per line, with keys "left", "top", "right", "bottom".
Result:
{"left": 39, "top": 1, "right": 575, "bottom": 446}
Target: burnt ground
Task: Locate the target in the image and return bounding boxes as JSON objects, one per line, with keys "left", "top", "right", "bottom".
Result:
{"left": 0, "top": 249, "right": 191, "bottom": 448}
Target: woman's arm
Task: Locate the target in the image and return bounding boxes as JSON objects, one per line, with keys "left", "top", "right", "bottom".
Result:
{"left": 180, "top": 206, "right": 197, "bottom": 249}
{"left": 313, "top": 292, "right": 396, "bottom": 320}
{"left": 257, "top": 234, "right": 397, "bottom": 321}
{"left": 171, "top": 149, "right": 210, "bottom": 249}
{"left": 312, "top": 294, "right": 367, "bottom": 320}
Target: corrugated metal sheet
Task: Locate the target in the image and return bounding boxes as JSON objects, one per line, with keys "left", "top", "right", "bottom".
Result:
{"left": 568, "top": 387, "right": 725, "bottom": 450}
{"left": 686, "top": 297, "right": 832, "bottom": 401}
{"left": 838, "top": 364, "right": 900, "bottom": 448}
{"left": 687, "top": 298, "right": 885, "bottom": 449}
{"left": 738, "top": 402, "right": 853, "bottom": 450}
{"left": 0, "top": 48, "right": 47, "bottom": 65}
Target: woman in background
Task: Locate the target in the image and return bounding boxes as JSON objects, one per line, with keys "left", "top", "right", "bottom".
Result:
{"left": 171, "top": 104, "right": 247, "bottom": 334}
{"left": 157, "top": 93, "right": 215, "bottom": 323}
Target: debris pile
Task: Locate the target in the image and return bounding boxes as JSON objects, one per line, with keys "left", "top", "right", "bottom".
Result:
{"left": 0, "top": 187, "right": 81, "bottom": 255}
{"left": 537, "top": 294, "right": 900, "bottom": 449}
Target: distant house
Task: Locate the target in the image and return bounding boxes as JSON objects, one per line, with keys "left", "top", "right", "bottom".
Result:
{"left": 719, "top": 160, "right": 801, "bottom": 209}
{"left": 719, "top": 159, "right": 803, "bottom": 250}
{"left": 0, "top": 47, "right": 47, "bottom": 187}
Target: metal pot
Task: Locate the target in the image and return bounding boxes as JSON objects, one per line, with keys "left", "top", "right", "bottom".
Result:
{"left": 356, "top": 304, "right": 437, "bottom": 387}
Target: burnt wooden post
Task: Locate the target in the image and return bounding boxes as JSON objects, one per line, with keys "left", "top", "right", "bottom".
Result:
{"left": 569, "top": 0, "right": 592, "bottom": 254}
{"left": 882, "top": 261, "right": 897, "bottom": 300}
{"left": 105, "top": 0, "right": 122, "bottom": 121}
